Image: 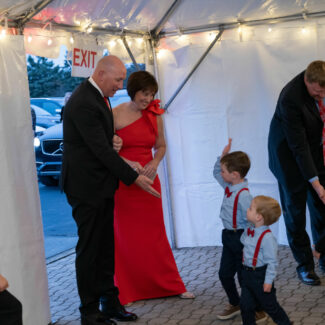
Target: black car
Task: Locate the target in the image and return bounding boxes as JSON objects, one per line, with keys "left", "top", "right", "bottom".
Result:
{"left": 34, "top": 123, "right": 63, "bottom": 186}
{"left": 32, "top": 104, "right": 60, "bottom": 129}
{"left": 34, "top": 90, "right": 130, "bottom": 186}
{"left": 30, "top": 98, "right": 63, "bottom": 116}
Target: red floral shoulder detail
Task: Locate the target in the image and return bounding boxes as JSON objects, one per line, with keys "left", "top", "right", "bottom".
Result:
{"left": 142, "top": 99, "right": 164, "bottom": 136}
{"left": 146, "top": 99, "right": 165, "bottom": 115}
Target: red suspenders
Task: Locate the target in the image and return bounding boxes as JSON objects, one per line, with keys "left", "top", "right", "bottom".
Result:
{"left": 252, "top": 229, "right": 271, "bottom": 269}
{"left": 232, "top": 188, "right": 249, "bottom": 230}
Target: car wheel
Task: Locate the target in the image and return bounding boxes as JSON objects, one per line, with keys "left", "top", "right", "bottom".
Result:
{"left": 39, "top": 176, "right": 59, "bottom": 187}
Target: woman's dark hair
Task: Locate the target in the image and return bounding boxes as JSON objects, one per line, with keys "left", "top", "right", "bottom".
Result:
{"left": 127, "top": 71, "right": 158, "bottom": 100}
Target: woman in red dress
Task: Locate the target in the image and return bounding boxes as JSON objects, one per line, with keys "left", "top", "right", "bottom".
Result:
{"left": 113, "top": 71, "right": 194, "bottom": 305}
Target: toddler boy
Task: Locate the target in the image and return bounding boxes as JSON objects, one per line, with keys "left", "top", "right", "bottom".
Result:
{"left": 240, "top": 195, "right": 293, "bottom": 325}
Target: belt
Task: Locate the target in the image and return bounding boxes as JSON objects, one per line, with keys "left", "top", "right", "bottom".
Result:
{"left": 223, "top": 228, "right": 244, "bottom": 233}
{"left": 242, "top": 264, "right": 267, "bottom": 271}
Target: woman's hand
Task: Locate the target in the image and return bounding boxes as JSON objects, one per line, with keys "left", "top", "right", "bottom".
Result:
{"left": 130, "top": 161, "right": 144, "bottom": 174}
{"left": 143, "top": 160, "right": 158, "bottom": 180}
{"left": 113, "top": 134, "right": 123, "bottom": 152}
{"left": 121, "top": 157, "right": 143, "bottom": 173}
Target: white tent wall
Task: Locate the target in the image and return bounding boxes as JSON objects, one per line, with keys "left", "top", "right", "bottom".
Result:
{"left": 156, "top": 19, "right": 325, "bottom": 247}
{"left": 0, "top": 36, "right": 51, "bottom": 324}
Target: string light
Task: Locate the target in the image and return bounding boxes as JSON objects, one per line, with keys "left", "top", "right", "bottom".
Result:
{"left": 136, "top": 38, "right": 144, "bottom": 44}
{"left": 27, "top": 35, "right": 32, "bottom": 43}
{"left": 301, "top": 27, "right": 307, "bottom": 34}
{"left": 156, "top": 49, "right": 167, "bottom": 59}
{"left": 0, "top": 17, "right": 8, "bottom": 39}
{"left": 47, "top": 38, "right": 52, "bottom": 46}
{"left": 178, "top": 34, "right": 187, "bottom": 41}
{"left": 109, "top": 39, "right": 116, "bottom": 47}
{"left": 207, "top": 32, "right": 216, "bottom": 41}
{"left": 70, "top": 35, "right": 74, "bottom": 44}
{"left": 86, "top": 26, "right": 93, "bottom": 34}
{"left": 268, "top": 27, "right": 272, "bottom": 33}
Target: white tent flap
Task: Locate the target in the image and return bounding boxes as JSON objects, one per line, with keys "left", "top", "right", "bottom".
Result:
{"left": 158, "top": 19, "right": 322, "bottom": 246}
{"left": 0, "top": 35, "right": 50, "bottom": 325}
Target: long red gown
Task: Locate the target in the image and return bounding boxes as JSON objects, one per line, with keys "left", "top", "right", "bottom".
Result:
{"left": 114, "top": 101, "right": 186, "bottom": 305}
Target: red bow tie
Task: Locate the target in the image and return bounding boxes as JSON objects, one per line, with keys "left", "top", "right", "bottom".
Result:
{"left": 247, "top": 228, "right": 255, "bottom": 237}
{"left": 225, "top": 187, "right": 232, "bottom": 198}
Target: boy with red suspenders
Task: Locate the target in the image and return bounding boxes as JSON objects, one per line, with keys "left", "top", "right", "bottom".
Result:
{"left": 213, "top": 139, "right": 266, "bottom": 322}
{"left": 241, "top": 195, "right": 293, "bottom": 325}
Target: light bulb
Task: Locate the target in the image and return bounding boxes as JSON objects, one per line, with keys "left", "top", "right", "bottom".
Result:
{"left": 207, "top": 32, "right": 215, "bottom": 41}
{"left": 47, "top": 38, "right": 52, "bottom": 46}
{"left": 109, "top": 40, "right": 116, "bottom": 47}
{"left": 70, "top": 36, "right": 74, "bottom": 44}
{"left": 28, "top": 35, "right": 32, "bottom": 43}
{"left": 157, "top": 49, "right": 167, "bottom": 59}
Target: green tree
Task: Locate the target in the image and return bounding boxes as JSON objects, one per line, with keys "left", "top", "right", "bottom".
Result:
{"left": 60, "top": 58, "right": 85, "bottom": 93}
{"left": 27, "top": 55, "right": 145, "bottom": 98}
{"left": 27, "top": 55, "right": 85, "bottom": 98}
{"left": 27, "top": 56, "right": 64, "bottom": 97}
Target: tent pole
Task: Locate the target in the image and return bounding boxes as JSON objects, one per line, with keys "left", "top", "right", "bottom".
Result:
{"left": 164, "top": 29, "right": 223, "bottom": 111}
{"left": 149, "top": 38, "right": 177, "bottom": 249}
{"left": 151, "top": 0, "right": 183, "bottom": 40}
{"left": 22, "top": 20, "right": 147, "bottom": 37}
{"left": 122, "top": 36, "right": 140, "bottom": 70}
{"left": 16, "top": 0, "right": 56, "bottom": 28}
{"left": 160, "top": 10, "right": 325, "bottom": 38}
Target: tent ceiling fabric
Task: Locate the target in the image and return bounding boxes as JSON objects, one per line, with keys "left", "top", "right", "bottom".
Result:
{"left": 2, "top": 0, "right": 325, "bottom": 37}
{"left": 163, "top": 0, "right": 325, "bottom": 32}
{"left": 32, "top": 0, "right": 174, "bottom": 32}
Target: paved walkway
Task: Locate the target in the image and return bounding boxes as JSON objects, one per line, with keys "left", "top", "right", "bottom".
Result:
{"left": 48, "top": 246, "right": 325, "bottom": 325}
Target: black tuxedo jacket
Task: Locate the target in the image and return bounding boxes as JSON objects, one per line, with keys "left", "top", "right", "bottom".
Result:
{"left": 60, "top": 80, "right": 137, "bottom": 199}
{"left": 268, "top": 71, "right": 325, "bottom": 192}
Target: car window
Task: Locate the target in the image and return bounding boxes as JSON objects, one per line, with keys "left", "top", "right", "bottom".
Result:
{"left": 30, "top": 99, "right": 62, "bottom": 116}
{"left": 42, "top": 102, "right": 61, "bottom": 116}
{"left": 31, "top": 105, "right": 52, "bottom": 116}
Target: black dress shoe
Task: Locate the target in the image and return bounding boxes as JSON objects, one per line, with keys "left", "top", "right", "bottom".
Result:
{"left": 297, "top": 269, "right": 320, "bottom": 285}
{"left": 102, "top": 305, "right": 138, "bottom": 322}
{"left": 81, "top": 312, "right": 117, "bottom": 325}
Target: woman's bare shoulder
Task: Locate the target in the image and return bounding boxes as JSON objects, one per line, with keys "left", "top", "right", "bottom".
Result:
{"left": 113, "top": 102, "right": 128, "bottom": 116}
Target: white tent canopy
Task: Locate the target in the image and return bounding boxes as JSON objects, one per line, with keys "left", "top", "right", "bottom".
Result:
{"left": 1, "top": 1, "right": 325, "bottom": 324}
